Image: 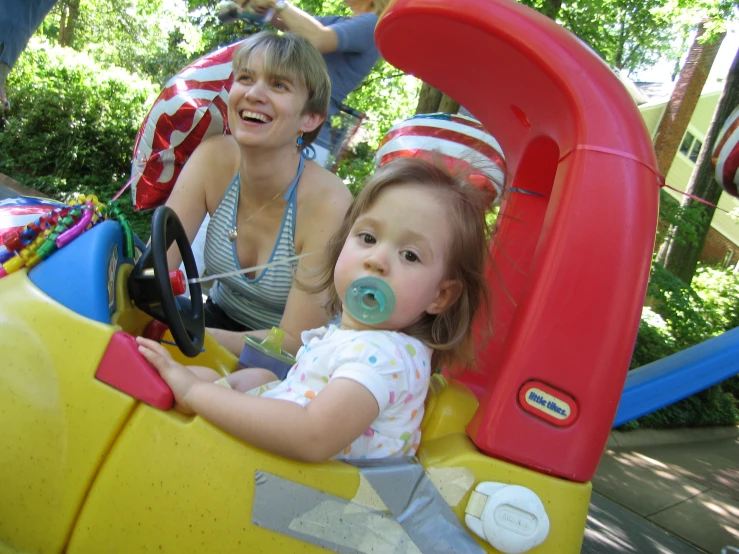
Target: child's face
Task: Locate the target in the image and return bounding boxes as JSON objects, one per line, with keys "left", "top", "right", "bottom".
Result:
{"left": 335, "top": 183, "right": 457, "bottom": 331}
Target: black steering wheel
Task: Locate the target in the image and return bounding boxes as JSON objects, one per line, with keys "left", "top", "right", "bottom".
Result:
{"left": 128, "top": 206, "right": 204, "bottom": 357}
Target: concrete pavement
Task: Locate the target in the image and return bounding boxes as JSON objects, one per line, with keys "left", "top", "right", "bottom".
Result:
{"left": 0, "top": 173, "right": 48, "bottom": 199}
{"left": 587, "top": 426, "right": 739, "bottom": 553}
{"left": 0, "top": 182, "right": 18, "bottom": 200}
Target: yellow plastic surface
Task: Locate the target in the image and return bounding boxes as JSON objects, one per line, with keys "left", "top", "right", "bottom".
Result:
{"left": 67, "top": 405, "right": 362, "bottom": 553}
{"left": 0, "top": 270, "right": 137, "bottom": 554}
{"left": 68, "top": 373, "right": 590, "bottom": 554}
{"left": 1, "top": 265, "right": 589, "bottom": 553}
{"left": 165, "top": 329, "right": 239, "bottom": 377}
{"left": 420, "top": 375, "right": 591, "bottom": 553}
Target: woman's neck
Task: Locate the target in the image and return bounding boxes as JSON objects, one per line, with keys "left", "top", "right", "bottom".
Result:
{"left": 238, "top": 145, "right": 303, "bottom": 203}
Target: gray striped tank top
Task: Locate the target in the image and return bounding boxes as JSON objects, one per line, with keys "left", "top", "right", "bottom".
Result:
{"left": 204, "top": 157, "right": 304, "bottom": 329}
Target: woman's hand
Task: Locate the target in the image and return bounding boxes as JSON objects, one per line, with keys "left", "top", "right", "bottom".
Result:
{"left": 136, "top": 337, "right": 205, "bottom": 415}
{"left": 250, "top": 0, "right": 275, "bottom": 11}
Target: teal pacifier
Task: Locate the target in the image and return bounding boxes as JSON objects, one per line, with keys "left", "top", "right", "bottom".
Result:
{"left": 345, "top": 276, "right": 395, "bottom": 325}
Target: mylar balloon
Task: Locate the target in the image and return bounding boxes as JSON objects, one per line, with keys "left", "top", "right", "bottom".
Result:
{"left": 375, "top": 112, "right": 506, "bottom": 205}
{"left": 130, "top": 40, "right": 246, "bottom": 211}
{"left": 713, "top": 104, "right": 739, "bottom": 198}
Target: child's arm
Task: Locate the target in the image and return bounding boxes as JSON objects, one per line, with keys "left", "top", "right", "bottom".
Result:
{"left": 136, "top": 337, "right": 379, "bottom": 462}
{"left": 225, "top": 368, "right": 279, "bottom": 392}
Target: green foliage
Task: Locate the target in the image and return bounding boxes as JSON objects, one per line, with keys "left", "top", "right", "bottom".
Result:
{"left": 0, "top": 38, "right": 155, "bottom": 239}
{"left": 624, "top": 263, "right": 739, "bottom": 430}
{"left": 692, "top": 266, "right": 739, "bottom": 331}
{"left": 629, "top": 307, "right": 677, "bottom": 369}
{"left": 41, "top": 0, "right": 204, "bottom": 86}
{"left": 335, "top": 141, "right": 376, "bottom": 194}
{"left": 518, "top": 0, "right": 736, "bottom": 75}
{"left": 646, "top": 262, "right": 717, "bottom": 349}
{"left": 657, "top": 190, "right": 707, "bottom": 251}
{"left": 629, "top": 385, "right": 738, "bottom": 429}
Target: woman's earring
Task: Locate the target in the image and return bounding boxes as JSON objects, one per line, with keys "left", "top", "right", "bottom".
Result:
{"left": 296, "top": 133, "right": 304, "bottom": 150}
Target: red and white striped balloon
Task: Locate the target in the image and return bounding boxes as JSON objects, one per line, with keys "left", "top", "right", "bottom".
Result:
{"left": 130, "top": 40, "right": 245, "bottom": 211}
{"left": 375, "top": 113, "right": 506, "bottom": 204}
{"left": 713, "top": 104, "right": 739, "bottom": 198}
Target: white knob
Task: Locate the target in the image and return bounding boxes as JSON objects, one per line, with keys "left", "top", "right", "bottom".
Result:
{"left": 464, "top": 482, "right": 550, "bottom": 553}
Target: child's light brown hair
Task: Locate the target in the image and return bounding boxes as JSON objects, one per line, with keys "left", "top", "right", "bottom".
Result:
{"left": 310, "top": 157, "right": 493, "bottom": 370}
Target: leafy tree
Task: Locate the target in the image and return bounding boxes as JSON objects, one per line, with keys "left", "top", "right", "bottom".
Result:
{"left": 517, "top": 0, "right": 735, "bottom": 75}
{"left": 657, "top": 47, "right": 739, "bottom": 284}
{"left": 653, "top": 20, "right": 725, "bottom": 175}
{"left": 0, "top": 38, "right": 156, "bottom": 238}
{"left": 41, "top": 0, "right": 203, "bottom": 85}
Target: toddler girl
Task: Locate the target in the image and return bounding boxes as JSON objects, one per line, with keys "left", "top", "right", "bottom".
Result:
{"left": 137, "top": 157, "right": 492, "bottom": 462}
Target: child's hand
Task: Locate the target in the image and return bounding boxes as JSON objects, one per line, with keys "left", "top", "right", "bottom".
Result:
{"left": 136, "top": 336, "right": 203, "bottom": 415}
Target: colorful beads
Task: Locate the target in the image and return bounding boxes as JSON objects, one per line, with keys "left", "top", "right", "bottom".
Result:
{"left": 1, "top": 197, "right": 106, "bottom": 278}
{"left": 0, "top": 192, "right": 136, "bottom": 280}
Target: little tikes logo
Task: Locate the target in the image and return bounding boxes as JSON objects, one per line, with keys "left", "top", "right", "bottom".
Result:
{"left": 518, "top": 381, "right": 578, "bottom": 426}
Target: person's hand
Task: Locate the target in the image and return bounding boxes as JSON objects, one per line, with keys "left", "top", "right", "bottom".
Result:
{"left": 0, "top": 84, "right": 8, "bottom": 111}
{"left": 0, "top": 67, "right": 9, "bottom": 111}
{"left": 250, "top": 0, "right": 275, "bottom": 13}
{"left": 136, "top": 336, "right": 203, "bottom": 414}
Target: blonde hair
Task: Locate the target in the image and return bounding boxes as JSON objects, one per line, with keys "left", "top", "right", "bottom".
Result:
{"left": 232, "top": 31, "right": 331, "bottom": 146}
{"left": 309, "top": 157, "right": 493, "bottom": 370}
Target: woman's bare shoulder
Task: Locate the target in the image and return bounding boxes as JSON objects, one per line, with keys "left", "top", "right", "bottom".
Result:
{"left": 300, "top": 162, "right": 353, "bottom": 211}
{"left": 294, "top": 163, "right": 352, "bottom": 245}
{"left": 194, "top": 134, "right": 240, "bottom": 164}
{"left": 187, "top": 135, "right": 240, "bottom": 206}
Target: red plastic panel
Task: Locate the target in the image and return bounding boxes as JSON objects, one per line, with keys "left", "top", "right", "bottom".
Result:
{"left": 96, "top": 331, "right": 174, "bottom": 410}
{"left": 376, "top": 0, "right": 658, "bottom": 482}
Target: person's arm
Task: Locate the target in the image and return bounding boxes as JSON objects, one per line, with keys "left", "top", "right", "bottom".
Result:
{"left": 190, "top": 377, "right": 378, "bottom": 461}
{"left": 205, "top": 327, "right": 250, "bottom": 357}
{"left": 164, "top": 135, "right": 239, "bottom": 269}
{"left": 137, "top": 336, "right": 379, "bottom": 462}
{"left": 246, "top": 0, "right": 339, "bottom": 53}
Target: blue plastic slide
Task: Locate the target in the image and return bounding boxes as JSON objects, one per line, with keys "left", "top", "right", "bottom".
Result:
{"left": 614, "top": 326, "right": 739, "bottom": 427}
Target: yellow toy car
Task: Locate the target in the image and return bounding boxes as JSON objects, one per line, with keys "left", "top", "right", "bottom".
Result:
{"left": 1, "top": 0, "right": 660, "bottom": 550}
{"left": 0, "top": 200, "right": 591, "bottom": 554}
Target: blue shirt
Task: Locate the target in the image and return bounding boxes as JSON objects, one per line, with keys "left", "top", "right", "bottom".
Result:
{"left": 0, "top": 0, "right": 57, "bottom": 68}
{"left": 315, "top": 13, "right": 380, "bottom": 149}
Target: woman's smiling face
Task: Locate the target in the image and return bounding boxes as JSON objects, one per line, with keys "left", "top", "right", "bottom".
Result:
{"left": 228, "top": 50, "right": 321, "bottom": 149}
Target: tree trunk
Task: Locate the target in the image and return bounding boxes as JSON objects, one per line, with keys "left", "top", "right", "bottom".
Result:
{"left": 415, "top": 82, "right": 459, "bottom": 115}
{"left": 438, "top": 94, "right": 460, "bottom": 114}
{"left": 653, "top": 20, "right": 725, "bottom": 176}
{"left": 657, "top": 47, "right": 739, "bottom": 284}
{"left": 59, "top": 0, "right": 80, "bottom": 47}
{"left": 539, "top": 0, "right": 562, "bottom": 20}
{"left": 59, "top": 5, "right": 67, "bottom": 46}
{"left": 415, "top": 82, "right": 443, "bottom": 114}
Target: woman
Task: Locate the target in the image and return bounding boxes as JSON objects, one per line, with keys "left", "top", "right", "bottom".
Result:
{"left": 166, "top": 31, "right": 352, "bottom": 356}
{"left": 243, "top": 0, "right": 391, "bottom": 166}
{"left": 0, "top": 0, "right": 58, "bottom": 110}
